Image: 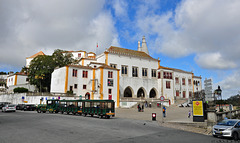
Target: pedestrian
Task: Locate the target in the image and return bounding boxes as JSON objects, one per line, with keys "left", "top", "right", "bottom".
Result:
{"left": 145, "top": 101, "right": 148, "bottom": 108}
{"left": 142, "top": 104, "right": 144, "bottom": 112}
{"left": 149, "top": 102, "right": 151, "bottom": 108}
{"left": 188, "top": 110, "right": 191, "bottom": 118}
{"left": 137, "top": 104, "right": 140, "bottom": 112}
{"left": 163, "top": 106, "right": 166, "bottom": 117}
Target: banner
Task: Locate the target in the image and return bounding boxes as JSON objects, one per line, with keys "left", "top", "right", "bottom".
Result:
{"left": 193, "top": 101, "right": 203, "bottom": 116}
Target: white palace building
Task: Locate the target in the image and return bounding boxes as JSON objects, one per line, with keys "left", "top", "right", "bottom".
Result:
{"left": 49, "top": 36, "right": 202, "bottom": 108}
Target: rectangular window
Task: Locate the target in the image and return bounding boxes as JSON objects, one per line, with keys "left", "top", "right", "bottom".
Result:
{"left": 74, "top": 84, "right": 78, "bottom": 89}
{"left": 169, "top": 73, "right": 172, "bottom": 79}
{"left": 78, "top": 53, "right": 81, "bottom": 57}
{"left": 158, "top": 72, "right": 161, "bottom": 79}
{"left": 176, "top": 90, "right": 179, "bottom": 96}
{"left": 142, "top": 68, "right": 147, "bottom": 77}
{"left": 108, "top": 71, "right": 113, "bottom": 78}
{"left": 182, "top": 78, "right": 185, "bottom": 85}
{"left": 70, "top": 86, "right": 73, "bottom": 91}
{"left": 121, "top": 65, "right": 128, "bottom": 75}
{"left": 83, "top": 85, "right": 86, "bottom": 89}
{"left": 175, "top": 77, "right": 179, "bottom": 84}
{"left": 188, "top": 79, "right": 192, "bottom": 85}
{"left": 189, "top": 91, "right": 192, "bottom": 98}
{"left": 108, "top": 89, "right": 112, "bottom": 94}
{"left": 82, "top": 70, "right": 88, "bottom": 78}
{"left": 72, "top": 69, "right": 77, "bottom": 77}
{"left": 183, "top": 91, "right": 186, "bottom": 98}
{"left": 152, "top": 69, "right": 156, "bottom": 77}
{"left": 166, "top": 81, "right": 171, "bottom": 89}
{"left": 163, "top": 72, "right": 166, "bottom": 78}
{"left": 108, "top": 79, "right": 113, "bottom": 86}
{"left": 132, "top": 67, "right": 138, "bottom": 77}
{"left": 110, "top": 64, "right": 117, "bottom": 69}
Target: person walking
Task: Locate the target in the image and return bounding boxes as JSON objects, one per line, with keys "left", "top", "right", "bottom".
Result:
{"left": 188, "top": 110, "right": 191, "bottom": 118}
{"left": 138, "top": 104, "right": 140, "bottom": 112}
{"left": 142, "top": 104, "right": 144, "bottom": 112}
{"left": 163, "top": 106, "right": 166, "bottom": 117}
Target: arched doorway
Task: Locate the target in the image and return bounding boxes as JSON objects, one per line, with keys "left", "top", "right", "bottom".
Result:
{"left": 124, "top": 87, "right": 133, "bottom": 97}
{"left": 85, "top": 92, "right": 90, "bottom": 99}
{"left": 149, "top": 88, "right": 157, "bottom": 98}
{"left": 137, "top": 88, "right": 145, "bottom": 98}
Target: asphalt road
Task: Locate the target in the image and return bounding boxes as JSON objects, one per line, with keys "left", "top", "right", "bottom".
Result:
{"left": 0, "top": 111, "right": 229, "bottom": 143}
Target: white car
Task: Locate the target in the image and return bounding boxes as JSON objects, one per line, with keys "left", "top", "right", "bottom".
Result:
{"left": 2, "top": 104, "right": 16, "bottom": 112}
{"left": 213, "top": 119, "right": 240, "bottom": 140}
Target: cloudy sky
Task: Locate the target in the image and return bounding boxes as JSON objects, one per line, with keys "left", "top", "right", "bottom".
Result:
{"left": 0, "top": 0, "right": 240, "bottom": 98}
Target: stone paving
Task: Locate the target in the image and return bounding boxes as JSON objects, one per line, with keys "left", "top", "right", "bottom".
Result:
{"left": 116, "top": 104, "right": 212, "bottom": 136}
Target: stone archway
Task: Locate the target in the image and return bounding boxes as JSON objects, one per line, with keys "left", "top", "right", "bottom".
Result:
{"left": 124, "top": 86, "right": 133, "bottom": 97}
{"left": 137, "top": 88, "right": 145, "bottom": 98}
{"left": 149, "top": 88, "right": 157, "bottom": 98}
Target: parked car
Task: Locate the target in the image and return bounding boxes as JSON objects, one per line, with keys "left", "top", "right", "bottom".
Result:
{"left": 23, "top": 104, "right": 36, "bottom": 111}
{"left": 16, "top": 104, "right": 25, "bottom": 110}
{"left": 2, "top": 104, "right": 16, "bottom": 112}
{"left": 212, "top": 119, "right": 240, "bottom": 140}
{"left": 0, "top": 102, "right": 11, "bottom": 109}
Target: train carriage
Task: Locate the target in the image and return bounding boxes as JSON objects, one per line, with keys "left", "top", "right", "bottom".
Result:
{"left": 82, "top": 100, "right": 115, "bottom": 119}
{"left": 59, "top": 100, "right": 83, "bottom": 115}
{"left": 37, "top": 99, "right": 60, "bottom": 113}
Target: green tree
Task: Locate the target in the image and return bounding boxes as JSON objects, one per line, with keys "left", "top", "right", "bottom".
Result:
{"left": 28, "top": 49, "right": 74, "bottom": 92}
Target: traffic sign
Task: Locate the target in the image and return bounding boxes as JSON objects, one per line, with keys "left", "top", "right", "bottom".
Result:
{"left": 160, "top": 96, "right": 165, "bottom": 101}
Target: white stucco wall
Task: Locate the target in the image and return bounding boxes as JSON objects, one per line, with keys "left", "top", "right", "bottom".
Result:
{"left": 50, "top": 67, "right": 66, "bottom": 93}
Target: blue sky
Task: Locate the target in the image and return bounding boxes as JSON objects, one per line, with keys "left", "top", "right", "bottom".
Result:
{"left": 0, "top": 0, "right": 240, "bottom": 98}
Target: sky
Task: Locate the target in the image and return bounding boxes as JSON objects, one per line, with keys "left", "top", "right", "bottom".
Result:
{"left": 0, "top": 0, "right": 240, "bottom": 98}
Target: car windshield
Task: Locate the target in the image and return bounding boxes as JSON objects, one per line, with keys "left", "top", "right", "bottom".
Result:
{"left": 8, "top": 105, "right": 15, "bottom": 107}
{"left": 217, "top": 120, "right": 237, "bottom": 126}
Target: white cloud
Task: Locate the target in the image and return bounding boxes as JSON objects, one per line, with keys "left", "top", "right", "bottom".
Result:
{"left": 215, "top": 69, "right": 240, "bottom": 98}
{"left": 135, "top": 0, "right": 240, "bottom": 70}
{"left": 112, "top": 0, "right": 128, "bottom": 18}
{"left": 0, "top": 0, "right": 119, "bottom": 71}
{"left": 195, "top": 53, "right": 237, "bottom": 69}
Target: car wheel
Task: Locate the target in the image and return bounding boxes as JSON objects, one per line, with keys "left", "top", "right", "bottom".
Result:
{"left": 233, "top": 132, "right": 239, "bottom": 141}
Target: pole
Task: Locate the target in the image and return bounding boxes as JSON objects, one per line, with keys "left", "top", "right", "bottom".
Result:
{"left": 162, "top": 102, "right": 164, "bottom": 123}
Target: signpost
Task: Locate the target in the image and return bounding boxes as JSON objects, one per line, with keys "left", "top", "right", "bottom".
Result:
{"left": 160, "top": 96, "right": 165, "bottom": 123}
{"left": 193, "top": 100, "right": 204, "bottom": 122}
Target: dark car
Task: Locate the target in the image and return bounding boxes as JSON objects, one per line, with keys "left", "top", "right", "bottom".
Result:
{"left": 16, "top": 104, "right": 25, "bottom": 110}
{"left": 23, "top": 104, "right": 36, "bottom": 111}
{"left": 0, "top": 102, "right": 11, "bottom": 109}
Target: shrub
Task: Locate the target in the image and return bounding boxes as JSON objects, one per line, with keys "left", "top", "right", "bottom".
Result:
{"left": 66, "top": 90, "right": 73, "bottom": 94}
{"left": 13, "top": 87, "right": 28, "bottom": 93}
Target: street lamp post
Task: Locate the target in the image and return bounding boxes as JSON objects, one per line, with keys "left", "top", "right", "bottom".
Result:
{"left": 214, "top": 86, "right": 222, "bottom": 112}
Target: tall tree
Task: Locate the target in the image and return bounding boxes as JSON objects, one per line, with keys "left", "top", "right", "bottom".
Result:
{"left": 28, "top": 49, "right": 74, "bottom": 92}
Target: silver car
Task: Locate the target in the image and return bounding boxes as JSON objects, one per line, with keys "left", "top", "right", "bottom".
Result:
{"left": 212, "top": 119, "right": 240, "bottom": 140}
{"left": 2, "top": 104, "right": 16, "bottom": 112}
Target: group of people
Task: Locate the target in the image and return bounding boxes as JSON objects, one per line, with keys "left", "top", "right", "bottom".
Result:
{"left": 137, "top": 101, "right": 153, "bottom": 112}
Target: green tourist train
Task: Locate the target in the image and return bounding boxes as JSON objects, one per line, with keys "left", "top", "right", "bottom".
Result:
{"left": 36, "top": 99, "right": 115, "bottom": 119}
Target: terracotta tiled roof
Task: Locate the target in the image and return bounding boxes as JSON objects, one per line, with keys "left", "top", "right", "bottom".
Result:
{"left": 193, "top": 76, "right": 202, "bottom": 79}
{"left": 107, "top": 46, "right": 158, "bottom": 61}
{"left": 68, "top": 65, "right": 93, "bottom": 69}
{"left": 27, "top": 51, "right": 45, "bottom": 59}
{"left": 97, "top": 65, "right": 119, "bottom": 70}
{"left": 62, "top": 50, "right": 86, "bottom": 53}
{"left": 89, "top": 62, "right": 106, "bottom": 65}
{"left": 159, "top": 66, "right": 192, "bottom": 74}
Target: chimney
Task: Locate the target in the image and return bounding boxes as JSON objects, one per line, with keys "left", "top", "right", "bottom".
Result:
{"left": 137, "top": 41, "right": 141, "bottom": 51}
{"left": 141, "top": 36, "right": 149, "bottom": 55}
